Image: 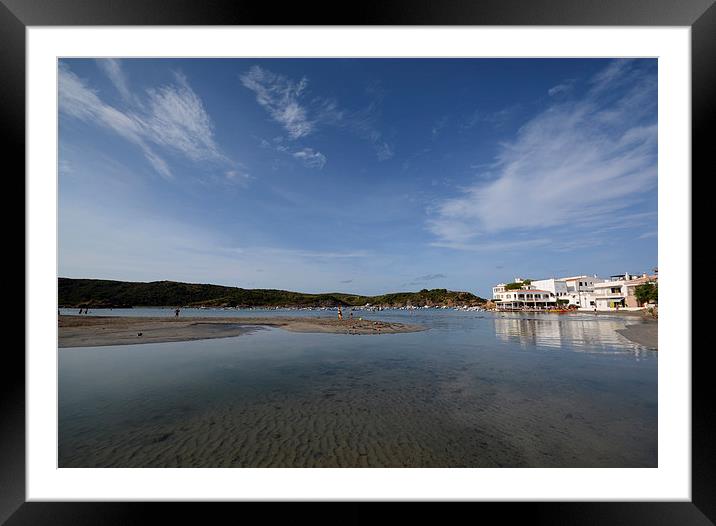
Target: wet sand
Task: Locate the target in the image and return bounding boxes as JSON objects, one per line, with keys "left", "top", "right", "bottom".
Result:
{"left": 58, "top": 314, "right": 657, "bottom": 468}
{"left": 58, "top": 331, "right": 657, "bottom": 468}
{"left": 616, "top": 321, "right": 658, "bottom": 350}
{"left": 59, "top": 315, "right": 426, "bottom": 348}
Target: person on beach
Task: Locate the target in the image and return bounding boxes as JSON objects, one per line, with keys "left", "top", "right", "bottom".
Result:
{"left": 175, "top": 307, "right": 180, "bottom": 318}
{"left": 79, "top": 308, "right": 83, "bottom": 315}
{"left": 337, "top": 306, "right": 343, "bottom": 321}
{"left": 350, "top": 309, "right": 354, "bottom": 320}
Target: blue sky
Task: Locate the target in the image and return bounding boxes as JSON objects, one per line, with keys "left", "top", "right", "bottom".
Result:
{"left": 58, "top": 58, "right": 657, "bottom": 297}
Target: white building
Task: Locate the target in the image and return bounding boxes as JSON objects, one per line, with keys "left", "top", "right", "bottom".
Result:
{"left": 493, "top": 278, "right": 566, "bottom": 309}
{"left": 528, "top": 276, "right": 603, "bottom": 309}
{"left": 559, "top": 275, "right": 603, "bottom": 309}
{"left": 493, "top": 289, "right": 557, "bottom": 310}
{"left": 593, "top": 280, "right": 626, "bottom": 310}
{"left": 492, "top": 277, "right": 529, "bottom": 297}
{"left": 492, "top": 272, "right": 655, "bottom": 312}
{"left": 562, "top": 275, "right": 600, "bottom": 293}
{"left": 493, "top": 275, "right": 608, "bottom": 310}
{"left": 492, "top": 283, "right": 508, "bottom": 297}
{"left": 530, "top": 278, "right": 569, "bottom": 298}
{"left": 593, "top": 273, "right": 657, "bottom": 311}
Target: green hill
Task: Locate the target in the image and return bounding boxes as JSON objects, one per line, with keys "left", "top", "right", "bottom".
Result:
{"left": 58, "top": 278, "right": 485, "bottom": 309}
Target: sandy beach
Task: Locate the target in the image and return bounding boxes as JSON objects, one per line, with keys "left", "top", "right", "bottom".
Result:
{"left": 616, "top": 321, "right": 658, "bottom": 349}
{"left": 58, "top": 315, "right": 426, "bottom": 348}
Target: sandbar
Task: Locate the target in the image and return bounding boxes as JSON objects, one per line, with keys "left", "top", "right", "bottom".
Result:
{"left": 59, "top": 315, "right": 426, "bottom": 348}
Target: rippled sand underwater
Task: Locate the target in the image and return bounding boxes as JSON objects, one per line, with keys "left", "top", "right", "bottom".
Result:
{"left": 58, "top": 311, "right": 657, "bottom": 468}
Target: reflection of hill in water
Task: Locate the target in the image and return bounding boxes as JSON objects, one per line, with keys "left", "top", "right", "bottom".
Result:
{"left": 493, "top": 315, "right": 648, "bottom": 353}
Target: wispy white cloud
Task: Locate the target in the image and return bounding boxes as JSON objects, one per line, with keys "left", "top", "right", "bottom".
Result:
{"left": 59, "top": 159, "right": 74, "bottom": 176}
{"left": 430, "top": 238, "right": 553, "bottom": 252}
{"left": 463, "top": 105, "right": 521, "bottom": 130}
{"left": 375, "top": 142, "right": 394, "bottom": 161}
{"left": 60, "top": 196, "right": 373, "bottom": 290}
{"left": 240, "top": 66, "right": 313, "bottom": 139}
{"left": 224, "top": 170, "right": 253, "bottom": 186}
{"left": 260, "top": 136, "right": 290, "bottom": 153}
{"left": 292, "top": 148, "right": 327, "bottom": 169}
{"left": 241, "top": 65, "right": 394, "bottom": 161}
{"left": 260, "top": 137, "right": 327, "bottom": 170}
{"left": 346, "top": 101, "right": 395, "bottom": 160}
{"left": 547, "top": 79, "right": 576, "bottom": 97}
{"left": 59, "top": 63, "right": 172, "bottom": 178}
{"left": 429, "top": 59, "right": 657, "bottom": 249}
{"left": 96, "top": 58, "right": 134, "bottom": 104}
{"left": 143, "top": 72, "right": 227, "bottom": 163}
{"left": 141, "top": 147, "right": 173, "bottom": 179}
{"left": 589, "top": 59, "right": 634, "bottom": 94}
{"left": 404, "top": 272, "right": 448, "bottom": 286}
{"left": 415, "top": 273, "right": 446, "bottom": 281}
{"left": 251, "top": 247, "right": 371, "bottom": 259}
{"left": 59, "top": 62, "right": 236, "bottom": 180}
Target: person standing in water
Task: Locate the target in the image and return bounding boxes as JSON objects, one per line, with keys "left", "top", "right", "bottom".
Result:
{"left": 175, "top": 307, "right": 180, "bottom": 318}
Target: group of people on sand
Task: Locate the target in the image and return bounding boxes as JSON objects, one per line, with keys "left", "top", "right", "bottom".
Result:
{"left": 337, "top": 306, "right": 354, "bottom": 321}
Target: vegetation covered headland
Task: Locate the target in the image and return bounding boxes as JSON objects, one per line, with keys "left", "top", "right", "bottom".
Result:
{"left": 58, "top": 278, "right": 486, "bottom": 309}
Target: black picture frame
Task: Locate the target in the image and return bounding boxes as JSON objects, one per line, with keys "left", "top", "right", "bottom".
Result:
{"left": 4, "top": 0, "right": 709, "bottom": 523}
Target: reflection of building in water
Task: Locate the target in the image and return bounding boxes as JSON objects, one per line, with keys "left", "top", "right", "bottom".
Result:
{"left": 493, "top": 315, "right": 642, "bottom": 351}
{"left": 493, "top": 317, "right": 559, "bottom": 348}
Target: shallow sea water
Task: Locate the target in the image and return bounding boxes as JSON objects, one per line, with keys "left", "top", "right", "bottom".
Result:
{"left": 58, "top": 309, "right": 657, "bottom": 467}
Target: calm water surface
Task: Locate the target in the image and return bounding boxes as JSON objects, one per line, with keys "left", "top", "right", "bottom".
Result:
{"left": 59, "top": 309, "right": 657, "bottom": 467}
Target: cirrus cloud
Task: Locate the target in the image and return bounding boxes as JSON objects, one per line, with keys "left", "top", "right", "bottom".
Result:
{"left": 292, "top": 148, "right": 327, "bottom": 169}
{"left": 241, "top": 65, "right": 394, "bottom": 161}
{"left": 59, "top": 61, "right": 236, "bottom": 180}
{"left": 429, "top": 59, "right": 657, "bottom": 250}
{"left": 240, "top": 65, "right": 314, "bottom": 139}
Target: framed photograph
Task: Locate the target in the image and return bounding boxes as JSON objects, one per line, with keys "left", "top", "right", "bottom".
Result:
{"left": 7, "top": 0, "right": 710, "bottom": 522}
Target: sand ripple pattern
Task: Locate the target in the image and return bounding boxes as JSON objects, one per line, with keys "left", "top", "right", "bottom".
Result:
{"left": 59, "top": 326, "right": 657, "bottom": 468}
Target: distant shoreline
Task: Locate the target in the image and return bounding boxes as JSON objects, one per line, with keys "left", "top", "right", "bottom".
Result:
{"left": 58, "top": 277, "right": 486, "bottom": 310}
{"left": 58, "top": 315, "right": 426, "bottom": 348}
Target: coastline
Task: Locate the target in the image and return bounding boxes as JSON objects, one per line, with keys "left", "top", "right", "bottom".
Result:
{"left": 58, "top": 315, "right": 426, "bottom": 348}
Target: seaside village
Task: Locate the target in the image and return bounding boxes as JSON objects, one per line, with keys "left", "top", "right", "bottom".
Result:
{"left": 491, "top": 271, "right": 658, "bottom": 312}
